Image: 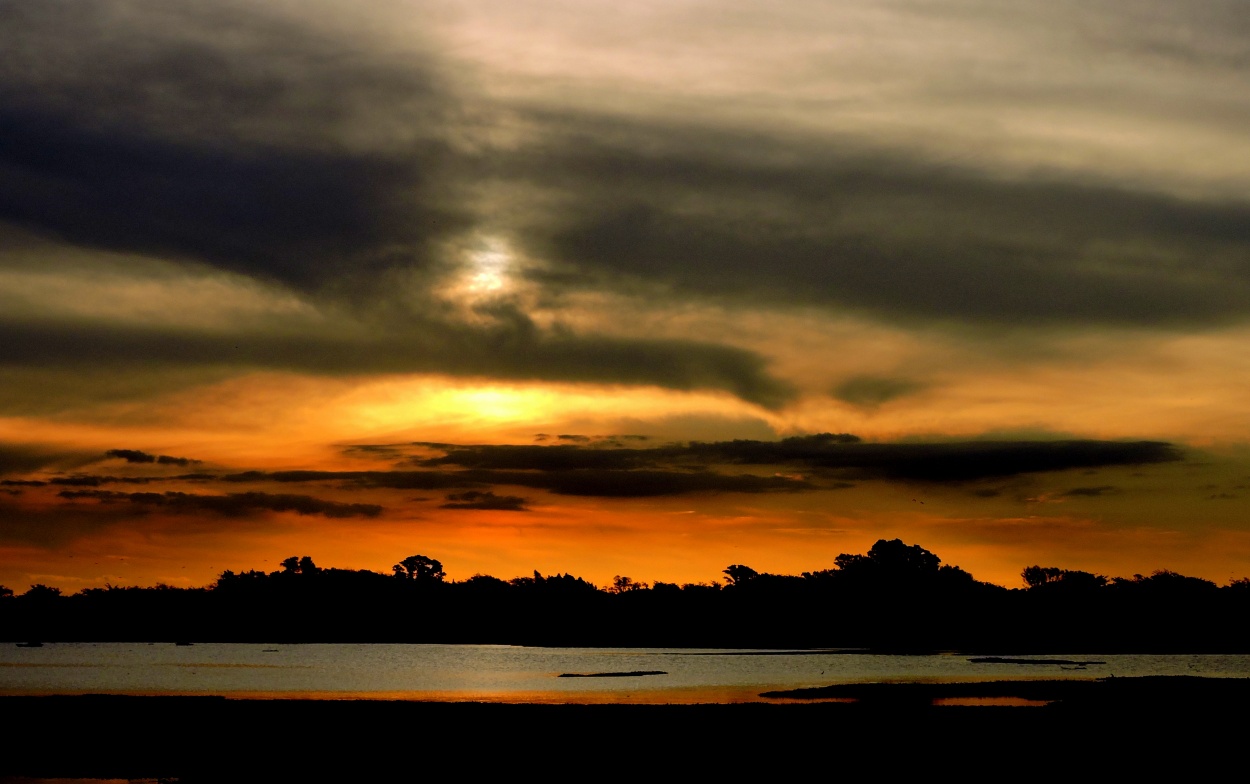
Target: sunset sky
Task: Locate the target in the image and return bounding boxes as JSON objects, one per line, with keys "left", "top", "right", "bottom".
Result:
{"left": 4, "top": 0, "right": 1250, "bottom": 593}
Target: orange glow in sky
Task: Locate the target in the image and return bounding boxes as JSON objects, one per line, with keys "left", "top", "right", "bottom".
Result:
{"left": 3, "top": 1, "right": 1250, "bottom": 596}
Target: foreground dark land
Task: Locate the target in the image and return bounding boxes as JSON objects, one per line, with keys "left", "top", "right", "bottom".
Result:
{"left": 7, "top": 540, "right": 1250, "bottom": 651}
{"left": 5, "top": 676, "right": 1246, "bottom": 780}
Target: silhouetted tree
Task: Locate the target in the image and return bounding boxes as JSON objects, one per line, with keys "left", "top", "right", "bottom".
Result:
{"left": 1022, "top": 565, "right": 1063, "bottom": 588}
{"left": 1111, "top": 569, "right": 1218, "bottom": 596}
{"left": 866, "top": 539, "right": 940, "bottom": 574}
{"left": 393, "top": 554, "right": 445, "bottom": 582}
{"left": 723, "top": 564, "right": 759, "bottom": 586}
{"left": 23, "top": 584, "right": 62, "bottom": 599}
{"left": 610, "top": 575, "right": 647, "bottom": 593}
{"left": 681, "top": 581, "right": 721, "bottom": 593}
{"left": 7, "top": 539, "right": 1250, "bottom": 649}
{"left": 831, "top": 540, "right": 945, "bottom": 590}
{"left": 0, "top": 585, "right": 12, "bottom": 599}
{"left": 1023, "top": 566, "right": 1107, "bottom": 591}
{"left": 277, "top": 555, "right": 319, "bottom": 575}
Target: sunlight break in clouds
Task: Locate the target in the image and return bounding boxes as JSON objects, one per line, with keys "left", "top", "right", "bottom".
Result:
{"left": 2, "top": 0, "right": 1249, "bottom": 593}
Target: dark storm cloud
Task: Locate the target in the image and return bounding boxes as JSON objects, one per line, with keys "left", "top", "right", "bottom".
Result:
{"left": 0, "top": 111, "right": 460, "bottom": 290}
{"left": 51, "top": 476, "right": 161, "bottom": 488}
{"left": 0, "top": 444, "right": 66, "bottom": 476}
{"left": 832, "top": 376, "right": 928, "bottom": 407}
{"left": 222, "top": 469, "right": 480, "bottom": 490}
{"left": 0, "top": 2, "right": 800, "bottom": 408}
{"left": 440, "top": 491, "right": 529, "bottom": 511}
{"left": 0, "top": 442, "right": 97, "bottom": 476}
{"left": 415, "top": 434, "right": 856, "bottom": 471}
{"left": 0, "top": 0, "right": 463, "bottom": 291}
{"left": 287, "top": 434, "right": 1183, "bottom": 495}
{"left": 417, "top": 444, "right": 656, "bottom": 471}
{"left": 511, "top": 117, "right": 1250, "bottom": 328}
{"left": 680, "top": 437, "right": 1182, "bottom": 482}
{"left": 480, "top": 470, "right": 816, "bottom": 498}
{"left": 222, "top": 466, "right": 813, "bottom": 498}
{"left": 8, "top": 0, "right": 1248, "bottom": 415}
{"left": 0, "top": 314, "right": 794, "bottom": 409}
{"left": 0, "top": 490, "right": 370, "bottom": 547}
{"left": 341, "top": 445, "right": 412, "bottom": 462}
{"left": 52, "top": 435, "right": 1178, "bottom": 503}
{"left": 1062, "top": 485, "right": 1119, "bottom": 497}
{"left": 105, "top": 449, "right": 201, "bottom": 466}
{"left": 417, "top": 434, "right": 1181, "bottom": 483}
{"left": 57, "top": 490, "right": 383, "bottom": 518}
{"left": 44, "top": 474, "right": 215, "bottom": 488}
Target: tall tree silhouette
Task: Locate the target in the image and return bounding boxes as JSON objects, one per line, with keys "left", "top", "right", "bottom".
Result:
{"left": 723, "top": 564, "right": 759, "bottom": 586}
{"left": 393, "top": 555, "right": 445, "bottom": 582}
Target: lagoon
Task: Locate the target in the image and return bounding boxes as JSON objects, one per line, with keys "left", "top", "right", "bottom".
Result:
{"left": 5, "top": 642, "right": 1250, "bottom": 703}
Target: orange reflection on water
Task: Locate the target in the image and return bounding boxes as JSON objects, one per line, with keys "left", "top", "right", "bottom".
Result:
{"left": 0, "top": 685, "right": 854, "bottom": 704}
{"left": 932, "top": 696, "right": 1052, "bottom": 707}
{"left": 221, "top": 686, "right": 807, "bottom": 704}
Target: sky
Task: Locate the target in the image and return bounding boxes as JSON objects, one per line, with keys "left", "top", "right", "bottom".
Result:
{"left": 3, "top": 0, "right": 1250, "bottom": 593}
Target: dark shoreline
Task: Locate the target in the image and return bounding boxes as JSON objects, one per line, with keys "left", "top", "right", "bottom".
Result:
{"left": 4, "top": 676, "right": 1245, "bottom": 780}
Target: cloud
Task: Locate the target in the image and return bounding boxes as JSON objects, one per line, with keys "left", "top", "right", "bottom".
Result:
{"left": 341, "top": 444, "right": 412, "bottom": 461}
{"left": 298, "top": 434, "right": 1184, "bottom": 495}
{"left": 464, "top": 469, "right": 817, "bottom": 498}
{"left": 0, "top": 442, "right": 96, "bottom": 477}
{"left": 0, "top": 2, "right": 812, "bottom": 411}
{"left": 5, "top": 0, "right": 1249, "bottom": 420}
{"left": 42, "top": 436, "right": 1179, "bottom": 507}
{"left": 56, "top": 490, "right": 383, "bottom": 518}
{"left": 105, "top": 449, "right": 201, "bottom": 466}
{"left": 0, "top": 307, "right": 794, "bottom": 410}
{"left": 46, "top": 474, "right": 214, "bottom": 488}
{"left": 222, "top": 470, "right": 483, "bottom": 491}
{"left": 440, "top": 491, "right": 529, "bottom": 511}
{"left": 0, "top": 444, "right": 66, "bottom": 476}
{"left": 505, "top": 112, "right": 1250, "bottom": 330}
{"left": 416, "top": 434, "right": 1181, "bottom": 483}
{"left": 683, "top": 437, "right": 1181, "bottom": 482}
{"left": 1062, "top": 485, "right": 1119, "bottom": 497}
{"left": 222, "top": 466, "right": 813, "bottom": 498}
{"left": 0, "top": 0, "right": 464, "bottom": 292}
{"left": 416, "top": 444, "right": 656, "bottom": 471}
{"left": 832, "top": 376, "right": 927, "bottom": 408}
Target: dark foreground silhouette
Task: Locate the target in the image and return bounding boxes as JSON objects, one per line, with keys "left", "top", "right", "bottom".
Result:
{"left": 3, "top": 676, "right": 1244, "bottom": 781}
{"left": 5, "top": 539, "right": 1250, "bottom": 651}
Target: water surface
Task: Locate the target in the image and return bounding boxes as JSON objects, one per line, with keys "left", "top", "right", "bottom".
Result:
{"left": 4, "top": 643, "right": 1248, "bottom": 703}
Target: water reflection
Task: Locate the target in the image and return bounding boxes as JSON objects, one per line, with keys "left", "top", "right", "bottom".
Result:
{"left": 3, "top": 643, "right": 1249, "bottom": 703}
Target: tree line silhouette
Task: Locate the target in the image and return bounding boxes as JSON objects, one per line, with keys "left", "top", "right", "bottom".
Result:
{"left": 4, "top": 539, "right": 1250, "bottom": 651}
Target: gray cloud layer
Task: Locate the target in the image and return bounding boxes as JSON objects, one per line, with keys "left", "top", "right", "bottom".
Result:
{"left": 57, "top": 490, "right": 383, "bottom": 518}
{"left": 514, "top": 118, "right": 1250, "bottom": 328}
{"left": 0, "top": 311, "right": 794, "bottom": 408}
{"left": 4, "top": 0, "right": 1250, "bottom": 411}
{"left": 0, "top": 432, "right": 1187, "bottom": 548}
{"left": 414, "top": 435, "right": 1181, "bottom": 483}
{"left": 0, "top": 0, "right": 463, "bottom": 291}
